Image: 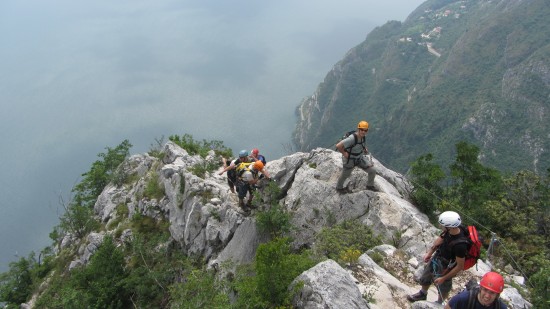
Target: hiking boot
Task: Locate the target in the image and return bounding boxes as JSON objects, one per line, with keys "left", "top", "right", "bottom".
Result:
{"left": 366, "top": 185, "right": 377, "bottom": 192}
{"left": 336, "top": 187, "right": 350, "bottom": 194}
{"left": 238, "top": 200, "right": 250, "bottom": 214}
{"left": 406, "top": 290, "right": 427, "bottom": 302}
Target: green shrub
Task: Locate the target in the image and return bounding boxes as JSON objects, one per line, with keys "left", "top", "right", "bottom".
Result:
{"left": 131, "top": 214, "right": 170, "bottom": 237}
{"left": 315, "top": 220, "right": 382, "bottom": 260}
{"left": 198, "top": 189, "right": 214, "bottom": 204}
{"left": 58, "top": 202, "right": 100, "bottom": 239}
{"left": 530, "top": 265, "right": 550, "bottom": 308}
{"left": 72, "top": 140, "right": 132, "bottom": 208}
{"left": 148, "top": 136, "right": 166, "bottom": 159}
{"left": 209, "top": 209, "right": 222, "bottom": 222}
{"left": 123, "top": 234, "right": 187, "bottom": 308}
{"left": 231, "top": 264, "right": 269, "bottom": 309}
{"left": 369, "top": 251, "right": 384, "bottom": 265}
{"left": 35, "top": 236, "right": 130, "bottom": 308}
{"left": 168, "top": 269, "right": 231, "bottom": 308}
{"left": 169, "top": 134, "right": 232, "bottom": 159}
{"left": 189, "top": 160, "right": 219, "bottom": 179}
{"left": 233, "top": 237, "right": 316, "bottom": 308}
{"left": 0, "top": 257, "right": 33, "bottom": 306}
{"left": 254, "top": 182, "right": 291, "bottom": 238}
{"left": 339, "top": 248, "right": 362, "bottom": 266}
{"left": 144, "top": 171, "right": 165, "bottom": 200}
{"left": 256, "top": 204, "right": 292, "bottom": 238}
{"left": 409, "top": 153, "right": 445, "bottom": 217}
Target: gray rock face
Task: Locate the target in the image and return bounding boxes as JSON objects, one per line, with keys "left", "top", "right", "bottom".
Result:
{"left": 279, "top": 148, "right": 438, "bottom": 261}
{"left": 78, "top": 143, "right": 531, "bottom": 308}
{"left": 291, "top": 259, "right": 370, "bottom": 309}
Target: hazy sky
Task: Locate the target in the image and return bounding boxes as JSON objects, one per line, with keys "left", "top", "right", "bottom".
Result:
{"left": 0, "top": 0, "right": 424, "bottom": 271}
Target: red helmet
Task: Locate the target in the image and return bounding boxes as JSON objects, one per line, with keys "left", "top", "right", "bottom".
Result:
{"left": 480, "top": 272, "right": 504, "bottom": 294}
{"left": 251, "top": 148, "right": 259, "bottom": 155}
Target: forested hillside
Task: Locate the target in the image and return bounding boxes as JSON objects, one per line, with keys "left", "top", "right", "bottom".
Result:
{"left": 293, "top": 0, "right": 550, "bottom": 174}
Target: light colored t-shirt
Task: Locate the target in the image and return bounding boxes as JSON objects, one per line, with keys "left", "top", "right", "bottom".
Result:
{"left": 241, "top": 170, "right": 255, "bottom": 182}
{"left": 341, "top": 133, "right": 365, "bottom": 158}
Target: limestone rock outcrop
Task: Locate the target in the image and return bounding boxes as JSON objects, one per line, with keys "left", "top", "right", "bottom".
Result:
{"left": 71, "top": 141, "right": 531, "bottom": 308}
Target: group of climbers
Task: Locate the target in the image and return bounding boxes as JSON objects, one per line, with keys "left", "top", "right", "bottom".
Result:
{"left": 334, "top": 122, "right": 507, "bottom": 307}
{"left": 218, "top": 120, "right": 378, "bottom": 212}
{"left": 334, "top": 123, "right": 508, "bottom": 307}
{"left": 408, "top": 211, "right": 507, "bottom": 308}
{"left": 219, "top": 148, "right": 270, "bottom": 213}
{"left": 216, "top": 121, "right": 508, "bottom": 307}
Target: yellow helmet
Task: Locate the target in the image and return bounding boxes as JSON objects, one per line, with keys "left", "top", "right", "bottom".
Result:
{"left": 357, "top": 121, "right": 369, "bottom": 130}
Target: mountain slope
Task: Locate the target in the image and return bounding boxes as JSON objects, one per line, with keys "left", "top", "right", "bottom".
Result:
{"left": 21, "top": 143, "right": 532, "bottom": 308}
{"left": 293, "top": 0, "right": 550, "bottom": 173}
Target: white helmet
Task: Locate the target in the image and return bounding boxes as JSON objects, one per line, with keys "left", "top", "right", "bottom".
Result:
{"left": 438, "top": 211, "right": 462, "bottom": 228}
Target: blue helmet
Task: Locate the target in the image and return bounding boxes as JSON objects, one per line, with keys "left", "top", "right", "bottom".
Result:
{"left": 238, "top": 150, "right": 249, "bottom": 158}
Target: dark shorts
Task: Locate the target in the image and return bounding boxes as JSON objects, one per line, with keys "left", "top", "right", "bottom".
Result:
{"left": 227, "top": 170, "right": 237, "bottom": 188}
{"left": 237, "top": 181, "right": 253, "bottom": 199}
{"left": 417, "top": 258, "right": 453, "bottom": 296}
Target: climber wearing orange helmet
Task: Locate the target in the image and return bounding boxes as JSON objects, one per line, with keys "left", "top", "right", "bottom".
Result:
{"left": 335, "top": 120, "right": 377, "bottom": 193}
{"left": 236, "top": 160, "right": 270, "bottom": 212}
{"left": 445, "top": 271, "right": 507, "bottom": 308}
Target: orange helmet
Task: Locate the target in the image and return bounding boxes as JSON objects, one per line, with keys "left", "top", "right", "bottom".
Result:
{"left": 253, "top": 160, "right": 264, "bottom": 171}
{"left": 252, "top": 148, "right": 260, "bottom": 155}
{"left": 357, "top": 121, "right": 369, "bottom": 130}
{"left": 480, "top": 272, "right": 504, "bottom": 294}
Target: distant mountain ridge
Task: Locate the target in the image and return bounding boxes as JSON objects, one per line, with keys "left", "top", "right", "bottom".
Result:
{"left": 293, "top": 0, "right": 550, "bottom": 173}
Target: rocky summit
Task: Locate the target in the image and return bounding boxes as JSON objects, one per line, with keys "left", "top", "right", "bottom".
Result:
{"left": 25, "top": 141, "right": 531, "bottom": 308}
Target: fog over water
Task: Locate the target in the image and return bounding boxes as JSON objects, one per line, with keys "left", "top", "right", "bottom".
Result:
{"left": 0, "top": 0, "right": 423, "bottom": 271}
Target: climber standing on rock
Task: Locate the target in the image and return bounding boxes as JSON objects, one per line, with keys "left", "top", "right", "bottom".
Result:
{"left": 335, "top": 120, "right": 377, "bottom": 193}
{"left": 407, "top": 211, "right": 468, "bottom": 304}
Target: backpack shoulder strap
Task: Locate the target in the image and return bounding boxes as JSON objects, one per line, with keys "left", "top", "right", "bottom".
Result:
{"left": 343, "top": 132, "right": 357, "bottom": 152}
{"left": 447, "top": 226, "right": 471, "bottom": 247}
{"left": 467, "top": 286, "right": 479, "bottom": 309}
{"left": 236, "top": 162, "right": 252, "bottom": 174}
{"left": 346, "top": 133, "right": 366, "bottom": 152}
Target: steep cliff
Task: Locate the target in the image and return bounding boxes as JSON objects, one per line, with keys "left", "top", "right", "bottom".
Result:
{"left": 293, "top": 0, "right": 550, "bottom": 173}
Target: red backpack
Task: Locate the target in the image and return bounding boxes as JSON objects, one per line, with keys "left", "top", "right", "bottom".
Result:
{"left": 448, "top": 225, "right": 482, "bottom": 270}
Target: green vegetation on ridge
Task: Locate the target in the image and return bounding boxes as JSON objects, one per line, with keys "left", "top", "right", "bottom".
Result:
{"left": 1, "top": 136, "right": 549, "bottom": 307}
